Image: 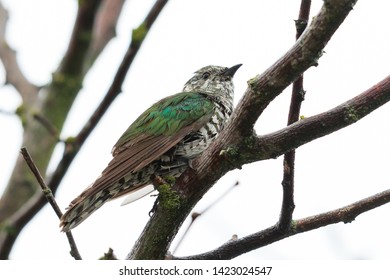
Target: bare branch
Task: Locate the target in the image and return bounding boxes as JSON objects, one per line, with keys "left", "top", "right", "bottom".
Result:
{"left": 295, "top": 0, "right": 312, "bottom": 39}
{"left": 251, "top": 75, "right": 390, "bottom": 162}
{"left": 172, "top": 181, "right": 239, "bottom": 254}
{"left": 58, "top": 0, "right": 103, "bottom": 75}
{"left": 232, "top": 1, "right": 356, "bottom": 136}
{"left": 87, "top": 0, "right": 126, "bottom": 66}
{"left": 0, "top": 2, "right": 39, "bottom": 105}
{"left": 279, "top": 0, "right": 311, "bottom": 231}
{"left": 175, "top": 0, "right": 361, "bottom": 198}
{"left": 175, "top": 188, "right": 390, "bottom": 259}
{"left": 128, "top": 0, "right": 371, "bottom": 260}
{"left": 32, "top": 113, "right": 60, "bottom": 141}
{"left": 20, "top": 148, "right": 62, "bottom": 219}
{"left": 20, "top": 147, "right": 82, "bottom": 260}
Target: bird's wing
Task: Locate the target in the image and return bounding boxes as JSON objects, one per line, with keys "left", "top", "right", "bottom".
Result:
{"left": 62, "top": 92, "right": 214, "bottom": 221}
{"left": 107, "top": 91, "right": 214, "bottom": 173}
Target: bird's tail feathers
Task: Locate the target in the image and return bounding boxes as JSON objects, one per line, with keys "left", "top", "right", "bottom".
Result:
{"left": 60, "top": 185, "right": 116, "bottom": 232}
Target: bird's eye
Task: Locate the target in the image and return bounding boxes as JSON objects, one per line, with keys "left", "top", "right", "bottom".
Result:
{"left": 202, "top": 72, "right": 210, "bottom": 79}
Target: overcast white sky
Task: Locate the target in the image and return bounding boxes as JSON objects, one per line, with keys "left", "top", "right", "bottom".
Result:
{"left": 1, "top": 0, "right": 390, "bottom": 260}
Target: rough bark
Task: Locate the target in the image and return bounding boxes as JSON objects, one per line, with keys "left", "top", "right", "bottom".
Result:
{"left": 128, "top": 0, "right": 366, "bottom": 260}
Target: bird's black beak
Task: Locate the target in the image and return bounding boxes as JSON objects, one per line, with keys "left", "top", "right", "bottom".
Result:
{"left": 222, "top": 64, "right": 242, "bottom": 77}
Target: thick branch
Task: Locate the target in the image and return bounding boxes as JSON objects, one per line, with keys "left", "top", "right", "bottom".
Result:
{"left": 0, "top": 2, "right": 39, "bottom": 105}
{"left": 175, "top": 188, "right": 390, "bottom": 259}
{"left": 233, "top": 0, "right": 357, "bottom": 135}
{"left": 251, "top": 75, "right": 390, "bottom": 161}
{"left": 131, "top": 71, "right": 390, "bottom": 259}
{"left": 128, "top": 0, "right": 358, "bottom": 259}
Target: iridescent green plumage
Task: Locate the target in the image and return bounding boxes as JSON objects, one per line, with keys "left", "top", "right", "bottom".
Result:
{"left": 114, "top": 92, "right": 215, "bottom": 150}
{"left": 60, "top": 64, "right": 241, "bottom": 231}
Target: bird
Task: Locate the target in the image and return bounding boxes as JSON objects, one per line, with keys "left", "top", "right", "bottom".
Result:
{"left": 60, "top": 64, "right": 242, "bottom": 232}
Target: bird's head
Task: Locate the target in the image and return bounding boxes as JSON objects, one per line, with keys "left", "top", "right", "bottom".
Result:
{"left": 182, "top": 64, "right": 242, "bottom": 100}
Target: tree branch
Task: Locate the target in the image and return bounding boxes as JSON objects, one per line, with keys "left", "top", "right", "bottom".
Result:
{"left": 279, "top": 0, "right": 311, "bottom": 231}
{"left": 174, "top": 188, "right": 390, "bottom": 259}
{"left": 128, "top": 0, "right": 359, "bottom": 259}
{"left": 0, "top": 2, "right": 39, "bottom": 105}
{"left": 251, "top": 75, "right": 390, "bottom": 162}
{"left": 0, "top": 0, "right": 104, "bottom": 259}
{"left": 20, "top": 147, "right": 82, "bottom": 260}
{"left": 86, "top": 0, "right": 126, "bottom": 67}
{"left": 0, "top": 0, "right": 169, "bottom": 259}
{"left": 232, "top": 0, "right": 357, "bottom": 136}
{"left": 172, "top": 181, "right": 239, "bottom": 254}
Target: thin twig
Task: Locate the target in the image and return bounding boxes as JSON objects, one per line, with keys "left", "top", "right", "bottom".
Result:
{"left": 20, "top": 148, "right": 62, "bottom": 218}
{"left": 172, "top": 181, "right": 239, "bottom": 254}
{"left": 279, "top": 0, "right": 311, "bottom": 230}
{"left": 174, "top": 188, "right": 390, "bottom": 259}
{"left": 32, "top": 112, "right": 60, "bottom": 141}
{"left": 20, "top": 147, "right": 82, "bottom": 260}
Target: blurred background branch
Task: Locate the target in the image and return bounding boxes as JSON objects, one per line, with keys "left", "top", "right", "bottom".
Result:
{"left": 0, "top": 0, "right": 168, "bottom": 259}
{"left": 0, "top": 2, "right": 39, "bottom": 105}
{"left": 0, "top": 0, "right": 104, "bottom": 259}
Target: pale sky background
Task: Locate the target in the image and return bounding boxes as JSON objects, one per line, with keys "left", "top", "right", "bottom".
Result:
{"left": 1, "top": 0, "right": 390, "bottom": 260}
